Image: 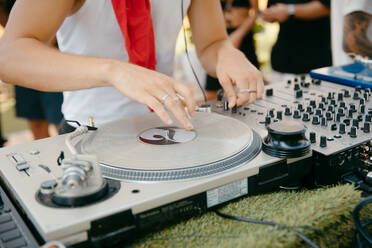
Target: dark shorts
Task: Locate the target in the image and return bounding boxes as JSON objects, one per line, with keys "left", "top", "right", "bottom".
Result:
{"left": 15, "top": 86, "right": 63, "bottom": 124}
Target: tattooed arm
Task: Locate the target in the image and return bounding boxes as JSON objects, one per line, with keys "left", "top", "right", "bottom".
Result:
{"left": 343, "top": 11, "right": 372, "bottom": 58}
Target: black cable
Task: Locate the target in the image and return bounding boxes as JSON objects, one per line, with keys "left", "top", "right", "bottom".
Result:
{"left": 353, "top": 196, "right": 372, "bottom": 247}
{"left": 181, "top": 0, "right": 207, "bottom": 103}
{"left": 214, "top": 210, "right": 319, "bottom": 248}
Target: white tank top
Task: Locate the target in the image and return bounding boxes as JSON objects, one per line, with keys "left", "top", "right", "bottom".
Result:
{"left": 56, "top": 0, "right": 191, "bottom": 126}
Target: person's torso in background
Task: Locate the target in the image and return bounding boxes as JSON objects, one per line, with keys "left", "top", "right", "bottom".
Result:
{"left": 268, "top": 0, "right": 332, "bottom": 74}
{"left": 57, "top": 0, "right": 191, "bottom": 126}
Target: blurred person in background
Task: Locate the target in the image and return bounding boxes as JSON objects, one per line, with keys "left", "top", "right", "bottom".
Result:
{"left": 0, "top": 0, "right": 63, "bottom": 140}
{"left": 206, "top": 0, "right": 259, "bottom": 100}
{"left": 331, "top": 0, "right": 372, "bottom": 66}
{"left": 262, "top": 0, "right": 332, "bottom": 83}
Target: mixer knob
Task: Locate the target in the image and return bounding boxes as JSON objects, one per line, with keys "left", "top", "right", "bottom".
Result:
{"left": 326, "top": 111, "right": 333, "bottom": 120}
{"left": 353, "top": 92, "right": 360, "bottom": 100}
{"left": 310, "top": 132, "right": 316, "bottom": 143}
{"left": 306, "top": 106, "right": 313, "bottom": 114}
{"left": 321, "top": 96, "right": 327, "bottom": 103}
{"left": 360, "top": 104, "right": 365, "bottom": 114}
{"left": 285, "top": 107, "right": 292, "bottom": 116}
{"left": 312, "top": 116, "right": 320, "bottom": 125}
{"left": 294, "top": 77, "right": 299, "bottom": 82}
{"left": 217, "top": 89, "right": 224, "bottom": 101}
{"left": 330, "top": 99, "right": 336, "bottom": 106}
{"left": 295, "top": 90, "right": 303, "bottom": 98}
{"left": 294, "top": 84, "right": 300, "bottom": 91}
{"left": 331, "top": 123, "right": 337, "bottom": 131}
{"left": 269, "top": 109, "right": 275, "bottom": 117}
{"left": 287, "top": 79, "right": 292, "bottom": 85}
{"left": 355, "top": 86, "right": 362, "bottom": 92}
{"left": 343, "top": 119, "right": 351, "bottom": 126}
{"left": 223, "top": 101, "right": 228, "bottom": 111}
{"left": 297, "top": 103, "right": 304, "bottom": 112}
{"left": 302, "top": 113, "right": 310, "bottom": 122}
{"left": 336, "top": 113, "right": 342, "bottom": 122}
{"left": 339, "top": 101, "right": 346, "bottom": 108}
{"left": 293, "top": 110, "right": 301, "bottom": 119}
{"left": 344, "top": 90, "right": 350, "bottom": 98}
{"left": 339, "top": 123, "right": 346, "bottom": 134}
{"left": 365, "top": 88, "right": 371, "bottom": 95}
{"left": 360, "top": 98, "right": 365, "bottom": 105}
{"left": 321, "top": 117, "right": 327, "bottom": 127}
{"left": 328, "top": 105, "right": 334, "bottom": 112}
{"left": 265, "top": 116, "right": 271, "bottom": 125}
{"left": 318, "top": 103, "right": 325, "bottom": 110}
{"left": 337, "top": 93, "right": 343, "bottom": 101}
{"left": 352, "top": 119, "right": 359, "bottom": 128}
{"left": 320, "top": 136, "right": 327, "bottom": 147}
{"left": 266, "top": 88, "right": 274, "bottom": 96}
{"left": 277, "top": 111, "right": 283, "bottom": 120}
{"left": 232, "top": 105, "right": 237, "bottom": 113}
{"left": 366, "top": 115, "right": 372, "bottom": 122}
{"left": 315, "top": 109, "right": 322, "bottom": 116}
{"left": 349, "top": 126, "right": 357, "bottom": 138}
{"left": 327, "top": 92, "right": 333, "bottom": 99}
{"left": 337, "top": 108, "right": 345, "bottom": 116}
{"left": 357, "top": 114, "right": 364, "bottom": 122}
{"left": 347, "top": 110, "right": 353, "bottom": 118}
{"left": 310, "top": 100, "right": 316, "bottom": 107}
{"left": 364, "top": 92, "right": 369, "bottom": 101}
{"left": 304, "top": 82, "right": 310, "bottom": 88}
{"left": 350, "top": 104, "right": 356, "bottom": 112}
{"left": 363, "top": 122, "right": 370, "bottom": 133}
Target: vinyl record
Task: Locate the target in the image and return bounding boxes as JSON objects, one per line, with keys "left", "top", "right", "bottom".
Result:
{"left": 78, "top": 112, "right": 261, "bottom": 181}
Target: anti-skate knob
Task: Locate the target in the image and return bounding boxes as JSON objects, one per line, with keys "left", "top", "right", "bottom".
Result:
{"left": 339, "top": 123, "right": 346, "bottom": 134}
{"left": 320, "top": 136, "right": 327, "bottom": 147}
{"left": 310, "top": 132, "right": 316, "bottom": 143}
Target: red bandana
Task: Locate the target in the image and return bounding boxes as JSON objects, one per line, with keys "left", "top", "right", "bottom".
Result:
{"left": 111, "top": 0, "right": 156, "bottom": 70}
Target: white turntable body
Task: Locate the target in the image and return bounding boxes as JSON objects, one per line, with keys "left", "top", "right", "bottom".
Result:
{"left": 0, "top": 112, "right": 308, "bottom": 245}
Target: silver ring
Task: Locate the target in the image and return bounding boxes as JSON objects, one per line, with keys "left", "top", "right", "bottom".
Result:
{"left": 160, "top": 94, "right": 170, "bottom": 104}
{"left": 239, "top": 88, "right": 257, "bottom": 94}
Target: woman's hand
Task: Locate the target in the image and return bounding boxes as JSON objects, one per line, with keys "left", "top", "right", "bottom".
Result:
{"left": 261, "top": 3, "right": 290, "bottom": 23}
{"left": 216, "top": 45, "right": 264, "bottom": 108}
{"left": 109, "top": 61, "right": 196, "bottom": 130}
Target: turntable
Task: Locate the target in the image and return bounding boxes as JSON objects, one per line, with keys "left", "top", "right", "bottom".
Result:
{"left": 0, "top": 112, "right": 312, "bottom": 247}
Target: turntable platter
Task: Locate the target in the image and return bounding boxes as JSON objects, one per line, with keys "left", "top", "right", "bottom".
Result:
{"left": 79, "top": 112, "right": 261, "bottom": 181}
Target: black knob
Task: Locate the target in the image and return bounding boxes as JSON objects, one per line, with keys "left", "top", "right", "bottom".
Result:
{"left": 366, "top": 115, "right": 372, "bottom": 122}
{"left": 355, "top": 86, "right": 362, "bottom": 92}
{"left": 302, "top": 113, "right": 310, "bottom": 122}
{"left": 357, "top": 114, "right": 364, "bottom": 122}
{"left": 285, "top": 107, "right": 292, "bottom": 116}
{"left": 321, "top": 96, "right": 327, "bottom": 103}
{"left": 360, "top": 98, "right": 365, "bottom": 105}
{"left": 310, "top": 100, "right": 316, "bottom": 107}
{"left": 316, "top": 109, "right": 322, "bottom": 116}
{"left": 269, "top": 109, "right": 275, "bottom": 117}
{"left": 294, "top": 84, "right": 300, "bottom": 91}
{"left": 265, "top": 116, "right": 271, "bottom": 125}
{"left": 350, "top": 104, "right": 356, "bottom": 112}
{"left": 343, "top": 118, "right": 351, "bottom": 126}
{"left": 266, "top": 88, "right": 273, "bottom": 96}
{"left": 277, "top": 111, "right": 283, "bottom": 120}
{"left": 293, "top": 110, "right": 301, "bottom": 119}
{"left": 287, "top": 79, "right": 292, "bottom": 85}
{"left": 331, "top": 123, "right": 337, "bottom": 131}
{"left": 298, "top": 104, "right": 304, "bottom": 112}
{"left": 336, "top": 113, "right": 342, "bottom": 122}
{"left": 232, "top": 105, "right": 237, "bottom": 113}
{"left": 306, "top": 106, "right": 313, "bottom": 114}
{"left": 347, "top": 110, "right": 353, "bottom": 118}
{"left": 217, "top": 89, "right": 224, "bottom": 101}
{"left": 310, "top": 132, "right": 316, "bottom": 143}
{"left": 363, "top": 122, "right": 370, "bottom": 133}
{"left": 331, "top": 99, "right": 336, "bottom": 105}
{"left": 352, "top": 119, "right": 359, "bottom": 128}
{"left": 301, "top": 75, "right": 306, "bottom": 81}
{"left": 350, "top": 126, "right": 357, "bottom": 138}
{"left": 364, "top": 92, "right": 369, "bottom": 101}
{"left": 320, "top": 136, "right": 327, "bottom": 147}
{"left": 304, "top": 82, "right": 310, "bottom": 88}
{"left": 327, "top": 92, "right": 333, "bottom": 99}
{"left": 294, "top": 77, "right": 299, "bottom": 82}
{"left": 338, "top": 93, "right": 343, "bottom": 101}
{"left": 339, "top": 101, "right": 346, "bottom": 108}
{"left": 338, "top": 108, "right": 344, "bottom": 116}
{"left": 318, "top": 103, "right": 325, "bottom": 110}
{"left": 223, "top": 101, "right": 229, "bottom": 111}
{"left": 339, "top": 123, "right": 346, "bottom": 134}
{"left": 326, "top": 111, "right": 333, "bottom": 120}
{"left": 262, "top": 121, "right": 311, "bottom": 158}
{"left": 344, "top": 90, "right": 350, "bottom": 97}
{"left": 295, "top": 90, "right": 303, "bottom": 98}
{"left": 360, "top": 104, "right": 365, "bottom": 114}
{"left": 353, "top": 92, "right": 360, "bottom": 100}
{"left": 328, "top": 105, "right": 334, "bottom": 112}
{"left": 321, "top": 117, "right": 327, "bottom": 127}
{"left": 312, "top": 116, "right": 320, "bottom": 125}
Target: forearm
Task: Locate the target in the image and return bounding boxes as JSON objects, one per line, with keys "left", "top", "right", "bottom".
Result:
{"left": 0, "top": 37, "right": 115, "bottom": 91}
{"left": 343, "top": 11, "right": 372, "bottom": 58}
{"left": 229, "top": 12, "right": 256, "bottom": 47}
{"left": 293, "top": 1, "right": 329, "bottom": 20}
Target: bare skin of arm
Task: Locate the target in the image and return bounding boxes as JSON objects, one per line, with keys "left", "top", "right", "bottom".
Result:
{"left": 0, "top": 0, "right": 196, "bottom": 129}
{"left": 343, "top": 11, "right": 372, "bottom": 58}
{"left": 261, "top": 0, "right": 329, "bottom": 23}
{"left": 188, "top": 0, "right": 264, "bottom": 107}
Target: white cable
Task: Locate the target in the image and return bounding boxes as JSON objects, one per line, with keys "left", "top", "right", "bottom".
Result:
{"left": 65, "top": 126, "right": 89, "bottom": 155}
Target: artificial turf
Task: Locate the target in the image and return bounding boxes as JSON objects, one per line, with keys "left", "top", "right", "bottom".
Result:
{"left": 132, "top": 184, "right": 370, "bottom": 248}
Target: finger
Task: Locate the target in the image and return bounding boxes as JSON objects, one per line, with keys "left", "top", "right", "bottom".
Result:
{"left": 144, "top": 95, "right": 173, "bottom": 125}
{"left": 247, "top": 76, "right": 258, "bottom": 104}
{"left": 257, "top": 77, "right": 265, "bottom": 99}
{"left": 163, "top": 94, "right": 194, "bottom": 130}
{"left": 218, "top": 73, "right": 237, "bottom": 108}
{"left": 173, "top": 81, "right": 196, "bottom": 116}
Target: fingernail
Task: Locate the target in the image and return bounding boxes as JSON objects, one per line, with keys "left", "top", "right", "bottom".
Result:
{"left": 187, "top": 123, "right": 193, "bottom": 130}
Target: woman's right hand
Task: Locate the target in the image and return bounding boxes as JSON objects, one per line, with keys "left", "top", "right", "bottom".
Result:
{"left": 109, "top": 61, "right": 196, "bottom": 130}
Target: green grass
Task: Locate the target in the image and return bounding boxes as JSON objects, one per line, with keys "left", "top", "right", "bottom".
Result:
{"left": 132, "top": 184, "right": 367, "bottom": 248}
